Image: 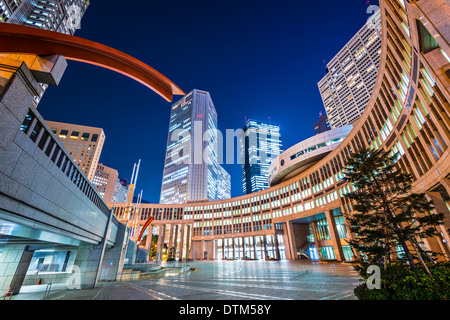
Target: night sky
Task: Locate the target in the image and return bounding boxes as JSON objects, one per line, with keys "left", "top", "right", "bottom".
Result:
{"left": 37, "top": 0, "right": 379, "bottom": 203}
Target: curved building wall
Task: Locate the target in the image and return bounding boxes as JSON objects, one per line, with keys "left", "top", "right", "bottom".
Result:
{"left": 113, "top": 0, "right": 450, "bottom": 262}
{"left": 268, "top": 125, "right": 353, "bottom": 187}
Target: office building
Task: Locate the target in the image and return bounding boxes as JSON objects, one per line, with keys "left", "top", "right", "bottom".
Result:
{"left": 1, "top": 0, "right": 89, "bottom": 34}
{"left": 217, "top": 165, "right": 231, "bottom": 200}
{"left": 317, "top": 9, "right": 382, "bottom": 129}
{"left": 240, "top": 119, "right": 282, "bottom": 194}
{"left": 92, "top": 164, "right": 118, "bottom": 203}
{"left": 160, "top": 89, "right": 230, "bottom": 204}
{"left": 112, "top": 178, "right": 129, "bottom": 203}
{"left": 0, "top": 0, "right": 90, "bottom": 105}
{"left": 46, "top": 121, "right": 105, "bottom": 182}
{"left": 313, "top": 114, "right": 331, "bottom": 135}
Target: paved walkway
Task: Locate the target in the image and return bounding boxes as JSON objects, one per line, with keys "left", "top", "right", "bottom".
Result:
{"left": 8, "top": 260, "right": 361, "bottom": 300}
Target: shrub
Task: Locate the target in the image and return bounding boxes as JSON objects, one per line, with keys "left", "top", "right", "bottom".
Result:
{"left": 354, "top": 263, "right": 450, "bottom": 300}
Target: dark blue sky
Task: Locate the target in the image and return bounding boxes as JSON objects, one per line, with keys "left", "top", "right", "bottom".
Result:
{"left": 38, "top": 0, "right": 379, "bottom": 202}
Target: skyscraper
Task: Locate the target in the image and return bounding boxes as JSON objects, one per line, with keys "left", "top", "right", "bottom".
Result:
{"left": 0, "top": 0, "right": 90, "bottom": 105}
{"left": 217, "top": 165, "right": 231, "bottom": 200}
{"left": 1, "top": 0, "right": 89, "bottom": 34}
{"left": 240, "top": 119, "right": 282, "bottom": 195}
{"left": 317, "top": 9, "right": 382, "bottom": 129}
{"left": 46, "top": 120, "right": 105, "bottom": 182}
{"left": 313, "top": 114, "right": 331, "bottom": 135}
{"left": 112, "top": 178, "right": 129, "bottom": 203}
{"left": 92, "top": 163, "right": 118, "bottom": 203}
{"left": 160, "top": 89, "right": 230, "bottom": 204}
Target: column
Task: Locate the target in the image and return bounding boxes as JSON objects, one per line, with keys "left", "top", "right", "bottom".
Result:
{"left": 0, "top": 245, "right": 34, "bottom": 296}
{"left": 285, "top": 221, "right": 298, "bottom": 260}
{"left": 274, "top": 233, "right": 281, "bottom": 260}
{"left": 232, "top": 238, "right": 235, "bottom": 260}
{"left": 185, "top": 225, "right": 192, "bottom": 260}
{"left": 311, "top": 221, "right": 322, "bottom": 260}
{"left": 167, "top": 223, "right": 175, "bottom": 260}
{"left": 222, "top": 238, "right": 225, "bottom": 260}
{"left": 263, "top": 236, "right": 269, "bottom": 260}
{"left": 173, "top": 224, "right": 179, "bottom": 259}
{"left": 242, "top": 237, "right": 246, "bottom": 259}
{"left": 252, "top": 236, "right": 257, "bottom": 260}
{"left": 178, "top": 224, "right": 185, "bottom": 261}
{"left": 325, "top": 210, "right": 345, "bottom": 262}
{"left": 144, "top": 224, "right": 153, "bottom": 251}
{"left": 156, "top": 224, "right": 166, "bottom": 261}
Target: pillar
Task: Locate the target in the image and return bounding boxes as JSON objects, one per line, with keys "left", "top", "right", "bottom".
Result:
{"left": 325, "top": 210, "right": 345, "bottom": 262}
{"left": 178, "top": 224, "right": 185, "bottom": 260}
{"left": 232, "top": 238, "right": 235, "bottom": 260}
{"left": 156, "top": 224, "right": 166, "bottom": 261}
{"left": 285, "top": 221, "right": 298, "bottom": 260}
{"left": 144, "top": 224, "right": 153, "bottom": 251}
{"left": 274, "top": 233, "right": 281, "bottom": 260}
{"left": 167, "top": 223, "right": 175, "bottom": 260}
{"left": 173, "top": 224, "right": 179, "bottom": 259}
{"left": 252, "top": 236, "right": 257, "bottom": 260}
{"left": 0, "top": 245, "right": 34, "bottom": 296}
{"left": 222, "top": 238, "right": 225, "bottom": 260}
{"left": 311, "top": 221, "right": 322, "bottom": 260}
{"left": 185, "top": 225, "right": 192, "bottom": 260}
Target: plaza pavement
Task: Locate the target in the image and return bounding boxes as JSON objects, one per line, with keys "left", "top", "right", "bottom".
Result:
{"left": 9, "top": 260, "right": 361, "bottom": 300}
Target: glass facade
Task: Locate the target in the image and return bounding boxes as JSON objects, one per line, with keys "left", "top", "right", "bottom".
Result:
{"left": 160, "top": 90, "right": 231, "bottom": 204}
{"left": 241, "top": 120, "right": 283, "bottom": 194}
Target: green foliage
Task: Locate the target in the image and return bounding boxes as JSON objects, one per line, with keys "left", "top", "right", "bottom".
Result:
{"left": 343, "top": 148, "right": 444, "bottom": 268}
{"left": 354, "top": 263, "right": 450, "bottom": 300}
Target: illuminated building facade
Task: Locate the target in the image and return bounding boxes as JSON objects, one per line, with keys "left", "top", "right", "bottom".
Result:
{"left": 160, "top": 89, "right": 230, "bottom": 204}
{"left": 318, "top": 9, "right": 382, "bottom": 129}
{"left": 113, "top": 0, "right": 450, "bottom": 263}
{"left": 1, "top": 0, "right": 89, "bottom": 34}
{"left": 92, "top": 164, "right": 118, "bottom": 203}
{"left": 240, "top": 120, "right": 283, "bottom": 195}
{"left": 46, "top": 121, "right": 105, "bottom": 182}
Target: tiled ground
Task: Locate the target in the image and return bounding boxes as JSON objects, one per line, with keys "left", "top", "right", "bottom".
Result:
{"left": 35, "top": 260, "right": 361, "bottom": 300}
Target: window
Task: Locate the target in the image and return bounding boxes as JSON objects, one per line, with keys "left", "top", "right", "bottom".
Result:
{"left": 38, "top": 131, "right": 50, "bottom": 150}
{"left": 81, "top": 133, "right": 90, "bottom": 141}
{"left": 59, "top": 130, "right": 68, "bottom": 138}
{"left": 91, "top": 134, "right": 98, "bottom": 142}
{"left": 20, "top": 111, "right": 35, "bottom": 134}
{"left": 30, "top": 121, "right": 43, "bottom": 142}
{"left": 45, "top": 139, "right": 55, "bottom": 156}
{"left": 70, "top": 131, "right": 79, "bottom": 139}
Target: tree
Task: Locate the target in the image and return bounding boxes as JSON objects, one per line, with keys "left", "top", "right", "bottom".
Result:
{"left": 343, "top": 147, "right": 444, "bottom": 275}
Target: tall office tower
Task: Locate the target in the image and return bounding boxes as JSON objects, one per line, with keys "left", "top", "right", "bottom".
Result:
{"left": 160, "top": 89, "right": 230, "bottom": 204}
{"left": 313, "top": 114, "right": 331, "bottom": 135}
{"left": 240, "top": 119, "right": 283, "bottom": 195}
{"left": 1, "top": 0, "right": 90, "bottom": 105}
{"left": 1, "top": 0, "right": 89, "bottom": 34}
{"left": 112, "top": 178, "right": 129, "bottom": 203}
{"left": 317, "top": 9, "right": 382, "bottom": 129}
{"left": 92, "top": 164, "right": 118, "bottom": 203}
{"left": 46, "top": 121, "right": 105, "bottom": 182}
{"left": 217, "top": 165, "right": 231, "bottom": 200}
